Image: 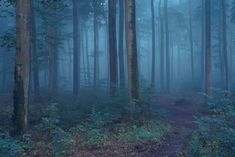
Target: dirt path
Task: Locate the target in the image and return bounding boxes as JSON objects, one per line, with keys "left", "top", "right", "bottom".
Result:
{"left": 143, "top": 95, "right": 202, "bottom": 157}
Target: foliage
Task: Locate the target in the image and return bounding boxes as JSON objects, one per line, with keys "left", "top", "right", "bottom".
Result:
{"left": 0, "top": 129, "right": 33, "bottom": 157}
{"left": 206, "top": 90, "right": 235, "bottom": 118}
{"left": 52, "top": 128, "right": 75, "bottom": 157}
{"left": 85, "top": 129, "right": 108, "bottom": 148}
{"left": 35, "top": 103, "right": 75, "bottom": 156}
{"left": 70, "top": 124, "right": 108, "bottom": 149}
{"left": 37, "top": 103, "right": 60, "bottom": 131}
{"left": 0, "top": 28, "right": 15, "bottom": 50}
{"left": 231, "top": 0, "right": 235, "bottom": 23}
{"left": 188, "top": 117, "right": 235, "bottom": 157}
{"left": 89, "top": 104, "right": 121, "bottom": 128}
{"left": 69, "top": 109, "right": 115, "bottom": 148}
{"left": 118, "top": 121, "right": 171, "bottom": 143}
{"left": 187, "top": 90, "right": 235, "bottom": 157}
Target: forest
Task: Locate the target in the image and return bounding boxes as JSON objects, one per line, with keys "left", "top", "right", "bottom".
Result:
{"left": 0, "top": 0, "right": 235, "bottom": 156}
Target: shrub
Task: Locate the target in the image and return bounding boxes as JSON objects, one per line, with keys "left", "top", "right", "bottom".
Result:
{"left": 118, "top": 120, "right": 171, "bottom": 143}
{"left": 188, "top": 117, "right": 235, "bottom": 157}
{"left": 85, "top": 129, "right": 108, "bottom": 148}
{"left": 0, "top": 129, "right": 32, "bottom": 157}
{"left": 188, "top": 90, "right": 235, "bottom": 157}
{"left": 52, "top": 128, "right": 75, "bottom": 157}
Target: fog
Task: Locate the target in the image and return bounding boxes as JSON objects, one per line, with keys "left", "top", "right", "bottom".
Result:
{"left": 0, "top": 0, "right": 235, "bottom": 156}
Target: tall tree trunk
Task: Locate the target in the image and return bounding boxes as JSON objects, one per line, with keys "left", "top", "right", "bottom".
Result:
{"left": 125, "top": 0, "right": 139, "bottom": 101}
{"left": 1, "top": 56, "right": 6, "bottom": 93}
{"left": 109, "top": 0, "right": 118, "bottom": 97}
{"left": 159, "top": 0, "right": 165, "bottom": 91}
{"left": 164, "top": 0, "right": 170, "bottom": 92}
{"left": 73, "top": 0, "right": 80, "bottom": 95}
{"left": 13, "top": 0, "right": 31, "bottom": 135}
{"left": 205, "top": 0, "right": 212, "bottom": 104}
{"left": 188, "top": 0, "right": 194, "bottom": 82}
{"left": 177, "top": 45, "right": 181, "bottom": 81}
{"left": 31, "top": 0, "right": 40, "bottom": 99}
{"left": 85, "top": 27, "right": 91, "bottom": 86}
{"left": 201, "top": 0, "right": 205, "bottom": 91}
{"left": 93, "top": 7, "right": 98, "bottom": 90}
{"left": 221, "top": 0, "right": 230, "bottom": 94}
{"left": 47, "top": 23, "right": 54, "bottom": 95}
{"left": 151, "top": 0, "right": 156, "bottom": 89}
{"left": 119, "top": 0, "right": 125, "bottom": 89}
{"left": 53, "top": 32, "right": 58, "bottom": 93}
{"left": 170, "top": 39, "right": 174, "bottom": 81}
{"left": 218, "top": 2, "right": 225, "bottom": 87}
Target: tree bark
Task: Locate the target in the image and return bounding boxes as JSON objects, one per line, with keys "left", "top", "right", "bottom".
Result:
{"left": 93, "top": 7, "right": 98, "bottom": 90}
{"left": 31, "top": 0, "right": 40, "bottom": 99}
{"left": 205, "top": 0, "right": 212, "bottom": 104}
{"left": 13, "top": 0, "right": 31, "bottom": 136}
{"left": 151, "top": 0, "right": 156, "bottom": 89}
{"left": 221, "top": 0, "right": 230, "bottom": 94}
{"left": 188, "top": 0, "right": 194, "bottom": 82}
{"left": 159, "top": 0, "right": 165, "bottom": 91}
{"left": 125, "top": 0, "right": 139, "bottom": 101}
{"left": 109, "top": 0, "right": 118, "bottom": 97}
{"left": 164, "top": 0, "right": 170, "bottom": 92}
{"left": 201, "top": 0, "right": 205, "bottom": 91}
{"left": 218, "top": 2, "right": 225, "bottom": 88}
{"left": 119, "top": 0, "right": 125, "bottom": 89}
{"left": 73, "top": 0, "right": 80, "bottom": 95}
{"left": 85, "top": 27, "right": 91, "bottom": 86}
{"left": 47, "top": 23, "right": 55, "bottom": 95}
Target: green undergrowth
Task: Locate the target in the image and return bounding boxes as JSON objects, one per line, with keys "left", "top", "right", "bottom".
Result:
{"left": 186, "top": 89, "right": 235, "bottom": 157}
{"left": 117, "top": 120, "right": 171, "bottom": 143}
{"left": 0, "top": 90, "right": 172, "bottom": 156}
{"left": 0, "top": 130, "right": 33, "bottom": 157}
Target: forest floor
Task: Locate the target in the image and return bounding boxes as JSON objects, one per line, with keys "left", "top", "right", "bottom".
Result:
{"left": 0, "top": 93, "right": 205, "bottom": 157}
{"left": 142, "top": 94, "right": 203, "bottom": 157}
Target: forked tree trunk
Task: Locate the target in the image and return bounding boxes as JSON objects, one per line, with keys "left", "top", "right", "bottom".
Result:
{"left": 13, "top": 0, "right": 31, "bottom": 136}
{"left": 109, "top": 0, "right": 118, "bottom": 97}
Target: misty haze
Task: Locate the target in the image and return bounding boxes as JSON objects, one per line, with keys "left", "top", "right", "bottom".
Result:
{"left": 0, "top": 0, "right": 235, "bottom": 156}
